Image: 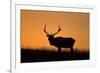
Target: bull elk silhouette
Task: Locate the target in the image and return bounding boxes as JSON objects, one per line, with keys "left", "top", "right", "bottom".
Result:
{"left": 44, "top": 24, "right": 75, "bottom": 52}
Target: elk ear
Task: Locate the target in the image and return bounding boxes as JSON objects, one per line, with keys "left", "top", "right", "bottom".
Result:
{"left": 46, "top": 34, "right": 49, "bottom": 37}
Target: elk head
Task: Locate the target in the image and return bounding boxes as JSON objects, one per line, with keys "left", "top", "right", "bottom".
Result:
{"left": 44, "top": 24, "right": 61, "bottom": 45}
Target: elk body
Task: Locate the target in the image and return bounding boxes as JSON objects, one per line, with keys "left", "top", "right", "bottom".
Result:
{"left": 44, "top": 25, "right": 75, "bottom": 52}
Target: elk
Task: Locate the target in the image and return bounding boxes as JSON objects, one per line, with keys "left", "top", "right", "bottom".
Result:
{"left": 44, "top": 24, "right": 75, "bottom": 53}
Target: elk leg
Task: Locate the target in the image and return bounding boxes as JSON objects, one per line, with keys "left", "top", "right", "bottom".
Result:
{"left": 70, "top": 47, "right": 74, "bottom": 53}
{"left": 58, "top": 48, "right": 61, "bottom": 52}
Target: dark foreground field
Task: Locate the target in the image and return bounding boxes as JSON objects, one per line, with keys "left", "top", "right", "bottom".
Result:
{"left": 21, "top": 48, "right": 89, "bottom": 63}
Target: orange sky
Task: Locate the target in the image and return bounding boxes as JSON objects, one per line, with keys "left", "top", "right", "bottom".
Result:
{"left": 21, "top": 10, "right": 89, "bottom": 51}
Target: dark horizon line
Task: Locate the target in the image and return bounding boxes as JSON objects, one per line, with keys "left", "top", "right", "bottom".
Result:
{"left": 21, "top": 47, "right": 89, "bottom": 51}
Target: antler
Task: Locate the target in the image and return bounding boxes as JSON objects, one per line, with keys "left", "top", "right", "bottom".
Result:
{"left": 44, "top": 24, "right": 49, "bottom": 35}
{"left": 53, "top": 25, "right": 61, "bottom": 35}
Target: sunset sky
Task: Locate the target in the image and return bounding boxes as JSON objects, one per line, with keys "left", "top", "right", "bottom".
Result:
{"left": 21, "top": 10, "right": 89, "bottom": 51}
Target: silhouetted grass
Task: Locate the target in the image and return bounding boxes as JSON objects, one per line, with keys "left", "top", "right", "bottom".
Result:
{"left": 21, "top": 48, "right": 89, "bottom": 63}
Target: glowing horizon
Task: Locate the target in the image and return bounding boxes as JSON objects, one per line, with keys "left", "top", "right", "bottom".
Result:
{"left": 21, "top": 10, "right": 89, "bottom": 51}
